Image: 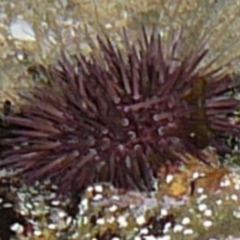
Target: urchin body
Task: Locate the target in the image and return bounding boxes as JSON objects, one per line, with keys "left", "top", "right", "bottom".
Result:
{"left": 1, "top": 28, "right": 240, "bottom": 194}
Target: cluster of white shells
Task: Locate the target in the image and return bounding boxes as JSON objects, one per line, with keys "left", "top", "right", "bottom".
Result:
{"left": 1, "top": 166, "right": 240, "bottom": 240}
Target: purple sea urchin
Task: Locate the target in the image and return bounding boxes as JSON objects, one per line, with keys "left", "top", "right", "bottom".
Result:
{"left": 1, "top": 28, "right": 240, "bottom": 194}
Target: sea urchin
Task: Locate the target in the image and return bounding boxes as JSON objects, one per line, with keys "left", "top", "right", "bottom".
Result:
{"left": 1, "top": 28, "right": 240, "bottom": 194}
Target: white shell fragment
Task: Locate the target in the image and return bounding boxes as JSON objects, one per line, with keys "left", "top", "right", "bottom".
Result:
{"left": 9, "top": 17, "right": 36, "bottom": 41}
